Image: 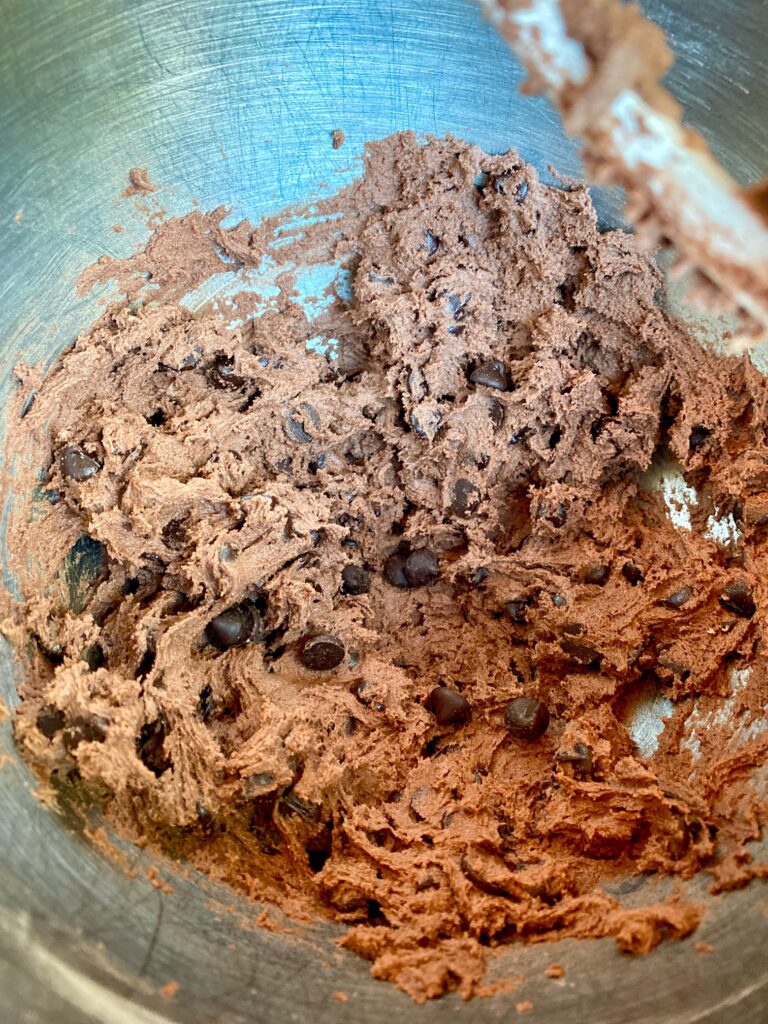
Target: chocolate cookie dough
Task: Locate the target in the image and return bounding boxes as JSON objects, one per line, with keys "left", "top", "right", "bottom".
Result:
{"left": 4, "top": 134, "right": 768, "bottom": 1002}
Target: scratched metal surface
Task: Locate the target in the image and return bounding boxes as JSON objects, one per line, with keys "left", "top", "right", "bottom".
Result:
{"left": 1, "top": 1, "right": 767, "bottom": 1022}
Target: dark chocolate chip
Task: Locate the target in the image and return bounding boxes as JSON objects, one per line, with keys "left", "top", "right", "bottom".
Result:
{"left": 404, "top": 548, "right": 440, "bottom": 588}
{"left": 205, "top": 604, "right": 256, "bottom": 650}
{"left": 584, "top": 564, "right": 610, "bottom": 586}
{"left": 487, "top": 398, "right": 505, "bottom": 430}
{"left": 384, "top": 553, "right": 410, "bottom": 588}
{"left": 424, "top": 230, "right": 440, "bottom": 256}
{"left": 341, "top": 565, "right": 371, "bottom": 596}
{"left": 124, "top": 557, "right": 165, "bottom": 601}
{"left": 548, "top": 504, "right": 567, "bottom": 528}
{"left": 63, "top": 714, "right": 109, "bottom": 753}
{"left": 551, "top": 593, "right": 567, "bottom": 608}
{"left": 504, "top": 696, "right": 550, "bottom": 740}
{"left": 493, "top": 171, "right": 527, "bottom": 200}
{"left": 198, "top": 684, "right": 214, "bottom": 722}
{"left": 162, "top": 517, "right": 188, "bottom": 550}
{"left": 719, "top": 580, "right": 756, "bottom": 618}
{"left": 447, "top": 294, "right": 470, "bottom": 323}
{"left": 688, "top": 425, "right": 712, "bottom": 453}
{"left": 20, "top": 391, "right": 36, "bottom": 419}
{"left": 494, "top": 172, "right": 511, "bottom": 194}
{"left": 137, "top": 717, "right": 171, "bottom": 777}
{"left": 469, "top": 360, "right": 509, "bottom": 392}
{"left": 411, "top": 406, "right": 443, "bottom": 440}
{"left": 60, "top": 445, "right": 102, "bottom": 482}
{"left": 472, "top": 567, "right": 489, "bottom": 586}
{"left": 36, "top": 705, "right": 66, "bottom": 739}
{"left": 299, "top": 634, "right": 346, "bottom": 671}
{"left": 207, "top": 354, "right": 247, "bottom": 390}
{"left": 146, "top": 409, "right": 166, "bottom": 427}
{"left": 562, "top": 622, "right": 585, "bottom": 636}
{"left": 82, "top": 643, "right": 105, "bottom": 671}
{"left": 561, "top": 639, "right": 602, "bottom": 667}
{"left": 451, "top": 478, "right": 480, "bottom": 517}
{"left": 621, "top": 562, "right": 645, "bottom": 585}
{"left": 426, "top": 686, "right": 471, "bottom": 727}
{"left": 556, "top": 742, "right": 593, "bottom": 774}
{"left": 283, "top": 410, "right": 313, "bottom": 444}
{"left": 505, "top": 599, "right": 529, "bottom": 625}
{"left": 179, "top": 349, "right": 202, "bottom": 369}
{"left": 662, "top": 586, "right": 693, "bottom": 609}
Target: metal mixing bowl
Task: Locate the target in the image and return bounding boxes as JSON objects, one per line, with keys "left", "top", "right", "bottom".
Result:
{"left": 1, "top": 2, "right": 767, "bottom": 1021}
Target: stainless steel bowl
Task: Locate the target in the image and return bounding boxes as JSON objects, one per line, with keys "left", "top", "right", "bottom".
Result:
{"left": 1, "top": 2, "right": 767, "bottom": 1021}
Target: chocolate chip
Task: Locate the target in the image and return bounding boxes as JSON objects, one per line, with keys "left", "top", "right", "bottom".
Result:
{"left": 689, "top": 425, "right": 712, "bottom": 453}
{"left": 719, "top": 580, "right": 756, "bottom": 618}
{"left": 493, "top": 171, "right": 528, "bottom": 200}
{"left": 146, "top": 409, "right": 166, "bottom": 427}
{"left": 662, "top": 586, "right": 693, "bottom": 609}
{"left": 283, "top": 410, "right": 313, "bottom": 444}
{"left": 60, "top": 445, "right": 102, "bottom": 482}
{"left": 20, "top": 391, "right": 36, "bottom": 419}
{"left": 562, "top": 622, "right": 585, "bottom": 636}
{"left": 411, "top": 405, "right": 442, "bottom": 440}
{"left": 82, "top": 643, "right": 105, "bottom": 671}
{"left": 207, "top": 354, "right": 247, "bottom": 390}
{"left": 179, "top": 349, "right": 202, "bottom": 370}
{"left": 451, "top": 478, "right": 480, "bottom": 517}
{"left": 36, "top": 705, "right": 66, "bottom": 739}
{"left": 494, "top": 172, "right": 511, "bottom": 194}
{"left": 469, "top": 360, "right": 509, "bottom": 391}
{"left": 124, "top": 557, "right": 165, "bottom": 601}
{"left": 137, "top": 717, "right": 171, "bottom": 777}
{"left": 447, "top": 293, "right": 470, "bottom": 324}
{"left": 384, "top": 553, "right": 409, "bottom": 588}
{"left": 505, "top": 599, "right": 529, "bottom": 625}
{"left": 198, "top": 684, "right": 214, "bottom": 722}
{"left": 404, "top": 548, "right": 440, "bottom": 588}
{"left": 426, "top": 686, "right": 471, "bottom": 727}
{"left": 561, "top": 639, "right": 602, "bottom": 667}
{"left": 556, "top": 742, "right": 593, "bottom": 774}
{"left": 341, "top": 565, "right": 371, "bottom": 596}
{"left": 621, "top": 562, "right": 644, "bottom": 585}
{"left": 584, "top": 564, "right": 610, "bottom": 586}
{"left": 424, "top": 230, "right": 440, "bottom": 256}
{"left": 487, "top": 398, "right": 505, "bottom": 430}
{"left": 205, "top": 604, "right": 256, "bottom": 650}
{"left": 299, "top": 634, "right": 346, "bottom": 671}
{"left": 63, "top": 714, "right": 109, "bottom": 753}
{"left": 504, "top": 696, "right": 550, "bottom": 740}
{"left": 551, "top": 504, "right": 569, "bottom": 527}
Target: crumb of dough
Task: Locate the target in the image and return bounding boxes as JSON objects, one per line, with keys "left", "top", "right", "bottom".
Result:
{"left": 122, "top": 167, "right": 157, "bottom": 197}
